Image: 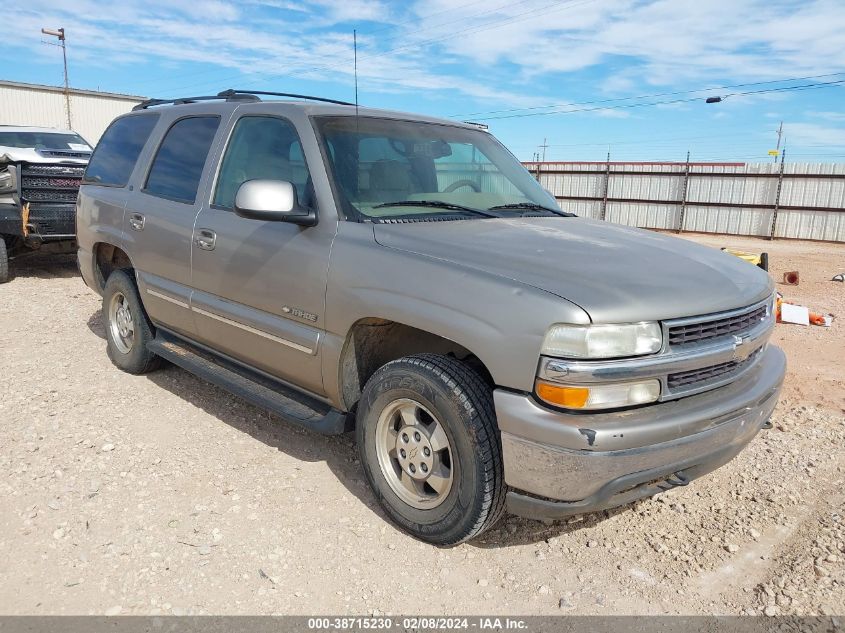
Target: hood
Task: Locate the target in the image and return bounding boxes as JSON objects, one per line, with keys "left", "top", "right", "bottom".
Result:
{"left": 0, "top": 147, "right": 89, "bottom": 166}
{"left": 373, "top": 217, "right": 773, "bottom": 323}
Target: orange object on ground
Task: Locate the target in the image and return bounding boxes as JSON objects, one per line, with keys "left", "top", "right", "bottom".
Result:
{"left": 776, "top": 293, "right": 832, "bottom": 327}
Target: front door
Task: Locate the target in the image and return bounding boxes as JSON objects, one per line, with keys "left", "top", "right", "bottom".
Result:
{"left": 189, "top": 113, "right": 334, "bottom": 396}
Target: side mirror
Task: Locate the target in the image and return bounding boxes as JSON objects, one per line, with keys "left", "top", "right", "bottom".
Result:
{"left": 234, "top": 180, "right": 316, "bottom": 226}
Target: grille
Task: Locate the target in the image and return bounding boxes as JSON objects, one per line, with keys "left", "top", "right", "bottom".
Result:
{"left": 667, "top": 347, "right": 762, "bottom": 389}
{"left": 668, "top": 304, "right": 768, "bottom": 346}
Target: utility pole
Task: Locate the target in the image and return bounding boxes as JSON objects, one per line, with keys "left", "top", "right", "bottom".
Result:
{"left": 41, "top": 27, "right": 71, "bottom": 130}
{"left": 539, "top": 138, "right": 549, "bottom": 162}
{"left": 774, "top": 121, "right": 784, "bottom": 163}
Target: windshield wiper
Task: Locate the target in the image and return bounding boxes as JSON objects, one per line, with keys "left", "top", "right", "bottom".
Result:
{"left": 373, "top": 200, "right": 501, "bottom": 218}
{"left": 487, "top": 202, "right": 575, "bottom": 217}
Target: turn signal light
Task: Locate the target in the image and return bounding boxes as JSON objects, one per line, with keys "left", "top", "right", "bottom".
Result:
{"left": 535, "top": 383, "right": 590, "bottom": 408}
{"left": 535, "top": 379, "right": 661, "bottom": 410}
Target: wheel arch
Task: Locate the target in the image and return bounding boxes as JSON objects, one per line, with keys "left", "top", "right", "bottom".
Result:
{"left": 92, "top": 241, "right": 134, "bottom": 293}
{"left": 337, "top": 317, "right": 494, "bottom": 413}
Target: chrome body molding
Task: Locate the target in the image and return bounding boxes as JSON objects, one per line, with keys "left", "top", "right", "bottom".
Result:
{"left": 191, "top": 306, "right": 314, "bottom": 354}
{"left": 144, "top": 285, "right": 315, "bottom": 356}
{"left": 538, "top": 297, "right": 775, "bottom": 401}
{"left": 146, "top": 288, "right": 189, "bottom": 309}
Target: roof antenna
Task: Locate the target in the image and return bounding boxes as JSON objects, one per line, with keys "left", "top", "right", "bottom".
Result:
{"left": 353, "top": 29, "right": 359, "bottom": 113}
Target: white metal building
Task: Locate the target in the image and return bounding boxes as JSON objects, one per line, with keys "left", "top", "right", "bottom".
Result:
{"left": 0, "top": 80, "right": 146, "bottom": 145}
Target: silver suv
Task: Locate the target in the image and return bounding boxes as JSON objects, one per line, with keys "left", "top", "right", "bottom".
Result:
{"left": 76, "top": 90, "right": 785, "bottom": 545}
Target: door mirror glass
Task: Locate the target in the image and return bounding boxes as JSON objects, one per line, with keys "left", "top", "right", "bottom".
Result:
{"left": 234, "top": 180, "right": 316, "bottom": 225}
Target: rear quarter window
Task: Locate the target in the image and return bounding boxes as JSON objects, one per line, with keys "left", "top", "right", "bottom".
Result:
{"left": 83, "top": 114, "right": 159, "bottom": 186}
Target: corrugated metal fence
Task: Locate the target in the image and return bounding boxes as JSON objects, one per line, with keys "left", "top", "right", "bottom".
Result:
{"left": 524, "top": 160, "right": 845, "bottom": 242}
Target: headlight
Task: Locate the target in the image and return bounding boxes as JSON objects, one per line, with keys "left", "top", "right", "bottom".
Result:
{"left": 0, "top": 167, "right": 13, "bottom": 194}
{"left": 541, "top": 322, "right": 662, "bottom": 359}
{"left": 536, "top": 379, "right": 661, "bottom": 410}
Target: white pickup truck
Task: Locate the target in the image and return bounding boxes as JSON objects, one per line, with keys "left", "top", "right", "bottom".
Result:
{"left": 0, "top": 125, "right": 91, "bottom": 282}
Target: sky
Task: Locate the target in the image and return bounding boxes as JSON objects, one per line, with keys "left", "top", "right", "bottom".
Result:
{"left": 3, "top": 0, "right": 845, "bottom": 162}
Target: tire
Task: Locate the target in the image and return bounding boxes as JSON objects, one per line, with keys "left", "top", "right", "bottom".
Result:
{"left": 0, "top": 238, "right": 9, "bottom": 284}
{"left": 102, "top": 269, "right": 162, "bottom": 374}
{"left": 758, "top": 252, "right": 769, "bottom": 272}
{"left": 356, "top": 354, "right": 505, "bottom": 545}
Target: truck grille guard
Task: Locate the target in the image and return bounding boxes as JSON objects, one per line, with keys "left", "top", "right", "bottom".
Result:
{"left": 13, "top": 162, "right": 85, "bottom": 239}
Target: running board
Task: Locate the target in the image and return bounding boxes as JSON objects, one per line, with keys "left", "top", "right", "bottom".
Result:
{"left": 147, "top": 333, "right": 350, "bottom": 435}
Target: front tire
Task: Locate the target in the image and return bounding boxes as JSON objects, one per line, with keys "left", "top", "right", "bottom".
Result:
{"left": 357, "top": 354, "right": 505, "bottom": 545}
{"left": 102, "top": 270, "right": 162, "bottom": 374}
{"left": 0, "top": 238, "right": 10, "bottom": 284}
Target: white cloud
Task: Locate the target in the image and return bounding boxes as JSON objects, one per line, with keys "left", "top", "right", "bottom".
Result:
{"left": 807, "top": 111, "right": 845, "bottom": 123}
{"left": 784, "top": 123, "right": 845, "bottom": 147}
{"left": 408, "top": 0, "right": 845, "bottom": 86}
{"left": 5, "top": 0, "right": 845, "bottom": 112}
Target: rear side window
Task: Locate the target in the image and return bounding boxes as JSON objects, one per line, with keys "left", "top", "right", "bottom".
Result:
{"left": 144, "top": 116, "right": 220, "bottom": 204}
{"left": 83, "top": 114, "right": 159, "bottom": 186}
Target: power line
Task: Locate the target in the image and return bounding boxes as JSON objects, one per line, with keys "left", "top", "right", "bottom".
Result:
{"left": 452, "top": 72, "right": 845, "bottom": 118}
{"left": 471, "top": 79, "right": 845, "bottom": 120}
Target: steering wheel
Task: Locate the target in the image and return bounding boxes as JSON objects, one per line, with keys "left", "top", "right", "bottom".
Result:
{"left": 443, "top": 179, "right": 481, "bottom": 193}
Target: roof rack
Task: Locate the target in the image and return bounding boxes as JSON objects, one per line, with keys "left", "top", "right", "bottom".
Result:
{"left": 132, "top": 93, "right": 259, "bottom": 111}
{"left": 217, "top": 89, "right": 355, "bottom": 106}
{"left": 462, "top": 121, "right": 489, "bottom": 130}
{"left": 132, "top": 89, "right": 356, "bottom": 111}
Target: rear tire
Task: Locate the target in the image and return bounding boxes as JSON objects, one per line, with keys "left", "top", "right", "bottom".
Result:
{"left": 102, "top": 269, "right": 162, "bottom": 374}
{"left": 0, "top": 238, "right": 10, "bottom": 284}
{"left": 356, "top": 354, "right": 505, "bottom": 545}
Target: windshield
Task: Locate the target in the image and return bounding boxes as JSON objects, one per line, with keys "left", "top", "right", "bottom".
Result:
{"left": 0, "top": 131, "right": 91, "bottom": 151}
{"left": 315, "top": 116, "right": 559, "bottom": 220}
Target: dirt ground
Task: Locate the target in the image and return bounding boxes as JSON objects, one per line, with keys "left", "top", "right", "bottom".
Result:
{"left": 0, "top": 233, "right": 843, "bottom": 617}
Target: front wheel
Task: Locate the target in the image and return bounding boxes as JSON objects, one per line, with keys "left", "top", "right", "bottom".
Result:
{"left": 356, "top": 354, "right": 505, "bottom": 545}
{"left": 102, "top": 269, "right": 162, "bottom": 374}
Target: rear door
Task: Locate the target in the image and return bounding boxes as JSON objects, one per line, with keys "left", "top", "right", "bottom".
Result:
{"left": 122, "top": 113, "right": 224, "bottom": 338}
{"left": 78, "top": 112, "right": 160, "bottom": 280}
{"left": 189, "top": 111, "right": 335, "bottom": 396}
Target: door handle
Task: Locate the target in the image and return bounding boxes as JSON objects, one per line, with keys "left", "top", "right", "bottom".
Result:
{"left": 194, "top": 228, "right": 216, "bottom": 251}
{"left": 128, "top": 213, "right": 145, "bottom": 231}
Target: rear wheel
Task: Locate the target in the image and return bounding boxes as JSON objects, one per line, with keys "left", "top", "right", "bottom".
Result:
{"left": 102, "top": 270, "right": 162, "bottom": 374}
{"left": 0, "top": 238, "right": 9, "bottom": 284}
{"left": 357, "top": 354, "right": 505, "bottom": 545}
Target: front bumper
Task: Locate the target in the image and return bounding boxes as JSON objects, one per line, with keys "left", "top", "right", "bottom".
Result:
{"left": 1, "top": 201, "right": 76, "bottom": 241}
{"left": 496, "top": 345, "right": 785, "bottom": 520}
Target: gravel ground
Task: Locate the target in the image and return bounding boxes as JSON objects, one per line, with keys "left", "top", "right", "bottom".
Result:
{"left": 0, "top": 234, "right": 843, "bottom": 616}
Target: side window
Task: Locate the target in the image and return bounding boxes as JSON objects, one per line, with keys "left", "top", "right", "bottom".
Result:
{"left": 144, "top": 116, "right": 220, "bottom": 204}
{"left": 83, "top": 114, "right": 159, "bottom": 186}
{"left": 213, "top": 116, "right": 311, "bottom": 209}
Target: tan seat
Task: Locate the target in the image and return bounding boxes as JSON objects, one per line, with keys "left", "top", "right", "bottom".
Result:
{"left": 368, "top": 160, "right": 414, "bottom": 202}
